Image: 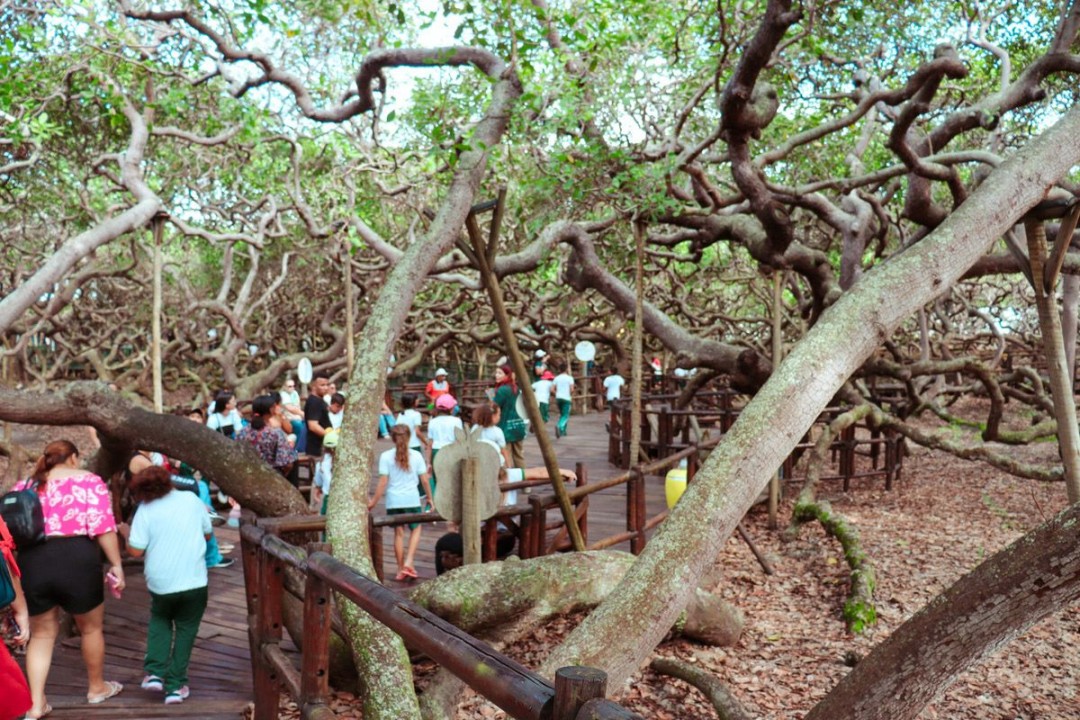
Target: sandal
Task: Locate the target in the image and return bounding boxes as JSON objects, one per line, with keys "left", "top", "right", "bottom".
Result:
{"left": 24, "top": 704, "right": 52, "bottom": 719}
{"left": 87, "top": 680, "right": 123, "bottom": 704}
{"left": 402, "top": 566, "right": 418, "bottom": 579}
{"left": 394, "top": 570, "right": 409, "bottom": 581}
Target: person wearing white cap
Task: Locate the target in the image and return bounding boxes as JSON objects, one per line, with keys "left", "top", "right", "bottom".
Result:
{"left": 533, "top": 349, "right": 548, "bottom": 380}
{"left": 425, "top": 368, "right": 451, "bottom": 410}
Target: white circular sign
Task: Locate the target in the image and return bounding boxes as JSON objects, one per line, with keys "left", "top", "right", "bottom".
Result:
{"left": 297, "top": 357, "right": 313, "bottom": 384}
{"left": 574, "top": 341, "right": 596, "bottom": 362}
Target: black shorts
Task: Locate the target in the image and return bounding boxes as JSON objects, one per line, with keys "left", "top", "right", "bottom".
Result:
{"left": 18, "top": 536, "right": 105, "bottom": 616}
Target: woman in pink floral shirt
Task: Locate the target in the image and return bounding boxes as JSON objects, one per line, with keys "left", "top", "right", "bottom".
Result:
{"left": 15, "top": 440, "right": 125, "bottom": 717}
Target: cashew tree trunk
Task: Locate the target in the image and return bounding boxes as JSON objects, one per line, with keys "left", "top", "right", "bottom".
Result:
{"left": 541, "top": 105, "right": 1080, "bottom": 696}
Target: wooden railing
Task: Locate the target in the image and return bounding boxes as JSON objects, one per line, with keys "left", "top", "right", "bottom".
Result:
{"left": 607, "top": 393, "right": 904, "bottom": 489}
{"left": 241, "top": 516, "right": 642, "bottom": 720}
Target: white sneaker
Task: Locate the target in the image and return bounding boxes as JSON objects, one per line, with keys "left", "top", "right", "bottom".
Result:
{"left": 164, "top": 686, "right": 189, "bottom": 704}
{"left": 141, "top": 674, "right": 163, "bottom": 691}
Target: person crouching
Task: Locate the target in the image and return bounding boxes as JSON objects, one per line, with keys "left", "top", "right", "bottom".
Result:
{"left": 127, "top": 466, "right": 212, "bottom": 705}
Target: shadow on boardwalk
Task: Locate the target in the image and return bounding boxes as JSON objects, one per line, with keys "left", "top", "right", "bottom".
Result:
{"left": 20, "top": 409, "right": 656, "bottom": 718}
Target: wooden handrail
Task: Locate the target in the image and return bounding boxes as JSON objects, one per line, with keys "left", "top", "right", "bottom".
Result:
{"left": 241, "top": 520, "right": 643, "bottom": 720}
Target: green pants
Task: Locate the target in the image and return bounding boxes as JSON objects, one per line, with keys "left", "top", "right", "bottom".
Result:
{"left": 557, "top": 398, "right": 571, "bottom": 435}
{"left": 145, "top": 585, "right": 208, "bottom": 693}
{"left": 539, "top": 402, "right": 549, "bottom": 423}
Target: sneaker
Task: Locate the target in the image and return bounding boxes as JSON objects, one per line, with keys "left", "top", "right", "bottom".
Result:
{"left": 217, "top": 542, "right": 235, "bottom": 554}
{"left": 164, "top": 686, "right": 189, "bottom": 704}
{"left": 209, "top": 558, "right": 234, "bottom": 569}
{"left": 209, "top": 512, "right": 226, "bottom": 527}
{"left": 141, "top": 675, "right": 164, "bottom": 692}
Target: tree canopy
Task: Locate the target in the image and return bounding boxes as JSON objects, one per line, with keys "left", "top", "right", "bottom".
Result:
{"left": 2, "top": 0, "right": 1080, "bottom": 718}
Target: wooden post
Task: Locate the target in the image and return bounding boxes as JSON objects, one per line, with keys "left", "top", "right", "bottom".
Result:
{"left": 628, "top": 468, "right": 646, "bottom": 555}
{"left": 575, "top": 463, "right": 588, "bottom": 544}
{"left": 527, "top": 496, "right": 546, "bottom": 558}
{"left": 252, "top": 548, "right": 284, "bottom": 720}
{"left": 300, "top": 543, "right": 332, "bottom": 719}
{"left": 465, "top": 201, "right": 585, "bottom": 550}
{"left": 553, "top": 666, "right": 607, "bottom": 720}
{"left": 608, "top": 404, "right": 619, "bottom": 465}
{"left": 368, "top": 514, "right": 383, "bottom": 583}
{"left": 482, "top": 519, "right": 498, "bottom": 562}
{"left": 658, "top": 406, "right": 672, "bottom": 460}
{"left": 462, "top": 455, "right": 481, "bottom": 566}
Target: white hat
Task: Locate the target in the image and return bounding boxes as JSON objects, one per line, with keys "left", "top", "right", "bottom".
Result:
{"left": 535, "top": 349, "right": 547, "bottom": 358}
{"left": 435, "top": 368, "right": 448, "bottom": 377}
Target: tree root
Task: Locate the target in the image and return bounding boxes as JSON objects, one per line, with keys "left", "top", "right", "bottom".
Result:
{"left": 403, "top": 552, "right": 743, "bottom": 719}
{"left": 649, "top": 657, "right": 753, "bottom": 720}
{"left": 791, "top": 406, "right": 877, "bottom": 633}
{"left": 791, "top": 497, "right": 876, "bottom": 633}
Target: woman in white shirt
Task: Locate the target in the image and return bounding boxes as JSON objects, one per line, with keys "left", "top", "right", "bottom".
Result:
{"left": 370, "top": 425, "right": 433, "bottom": 582}
{"left": 206, "top": 392, "right": 243, "bottom": 439}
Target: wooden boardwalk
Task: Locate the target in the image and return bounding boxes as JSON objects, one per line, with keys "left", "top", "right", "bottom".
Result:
{"left": 17, "top": 410, "right": 679, "bottom": 718}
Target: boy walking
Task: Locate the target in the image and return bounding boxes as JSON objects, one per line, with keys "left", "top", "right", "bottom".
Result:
{"left": 552, "top": 363, "right": 575, "bottom": 438}
{"left": 128, "top": 466, "right": 213, "bottom": 705}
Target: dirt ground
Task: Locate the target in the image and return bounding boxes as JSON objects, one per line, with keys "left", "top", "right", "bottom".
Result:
{"left": 6, "top": 406, "right": 1080, "bottom": 719}
{"left": 284, "top": 401, "right": 1080, "bottom": 719}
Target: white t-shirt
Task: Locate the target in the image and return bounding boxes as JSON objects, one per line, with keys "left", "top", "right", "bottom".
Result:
{"left": 396, "top": 409, "right": 424, "bottom": 448}
{"left": 129, "top": 490, "right": 211, "bottom": 595}
{"left": 532, "top": 379, "right": 553, "bottom": 404}
{"left": 377, "top": 448, "right": 427, "bottom": 509}
{"left": 553, "top": 373, "right": 574, "bottom": 401}
{"left": 428, "top": 415, "right": 463, "bottom": 450}
{"left": 603, "top": 374, "right": 626, "bottom": 401}
{"left": 207, "top": 409, "right": 243, "bottom": 437}
{"left": 329, "top": 410, "right": 343, "bottom": 429}
{"left": 473, "top": 424, "right": 506, "bottom": 450}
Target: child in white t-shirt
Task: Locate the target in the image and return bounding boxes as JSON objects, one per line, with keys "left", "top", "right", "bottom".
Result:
{"left": 371, "top": 425, "right": 433, "bottom": 582}
{"left": 602, "top": 368, "right": 626, "bottom": 407}
{"left": 128, "top": 466, "right": 213, "bottom": 704}
{"left": 395, "top": 393, "right": 429, "bottom": 455}
{"left": 552, "top": 365, "right": 575, "bottom": 438}
{"left": 427, "top": 394, "right": 463, "bottom": 500}
{"left": 531, "top": 371, "right": 555, "bottom": 423}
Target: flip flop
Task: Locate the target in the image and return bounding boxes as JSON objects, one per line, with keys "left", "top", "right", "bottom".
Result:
{"left": 87, "top": 680, "right": 123, "bottom": 704}
{"left": 402, "top": 566, "right": 418, "bottom": 579}
{"left": 24, "top": 704, "right": 52, "bottom": 719}
{"left": 394, "top": 570, "right": 409, "bottom": 581}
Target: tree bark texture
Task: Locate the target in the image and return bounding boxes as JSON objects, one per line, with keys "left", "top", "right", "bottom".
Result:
{"left": 541, "top": 105, "right": 1080, "bottom": 692}
{"left": 0, "top": 382, "right": 307, "bottom": 517}
{"left": 1024, "top": 218, "right": 1080, "bottom": 503}
{"left": 326, "top": 54, "right": 522, "bottom": 720}
{"left": 805, "top": 499, "right": 1080, "bottom": 720}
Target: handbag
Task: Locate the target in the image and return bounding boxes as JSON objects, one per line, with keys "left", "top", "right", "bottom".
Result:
{"left": 0, "top": 519, "right": 17, "bottom": 609}
{"left": 0, "top": 489, "right": 46, "bottom": 550}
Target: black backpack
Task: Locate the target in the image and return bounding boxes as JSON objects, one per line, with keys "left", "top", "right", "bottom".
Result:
{"left": 0, "top": 489, "right": 46, "bottom": 550}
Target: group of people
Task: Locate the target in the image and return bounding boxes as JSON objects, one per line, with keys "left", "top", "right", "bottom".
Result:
{"left": 0, "top": 355, "right": 636, "bottom": 718}
{"left": 367, "top": 359, "right": 598, "bottom": 582}
{"left": 0, "top": 439, "right": 213, "bottom": 719}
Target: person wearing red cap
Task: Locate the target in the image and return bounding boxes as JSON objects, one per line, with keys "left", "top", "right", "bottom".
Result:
{"left": 531, "top": 370, "right": 554, "bottom": 424}
{"left": 426, "top": 394, "right": 463, "bottom": 505}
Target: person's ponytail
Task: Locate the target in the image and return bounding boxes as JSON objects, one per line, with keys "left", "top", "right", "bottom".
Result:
{"left": 31, "top": 439, "right": 79, "bottom": 492}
